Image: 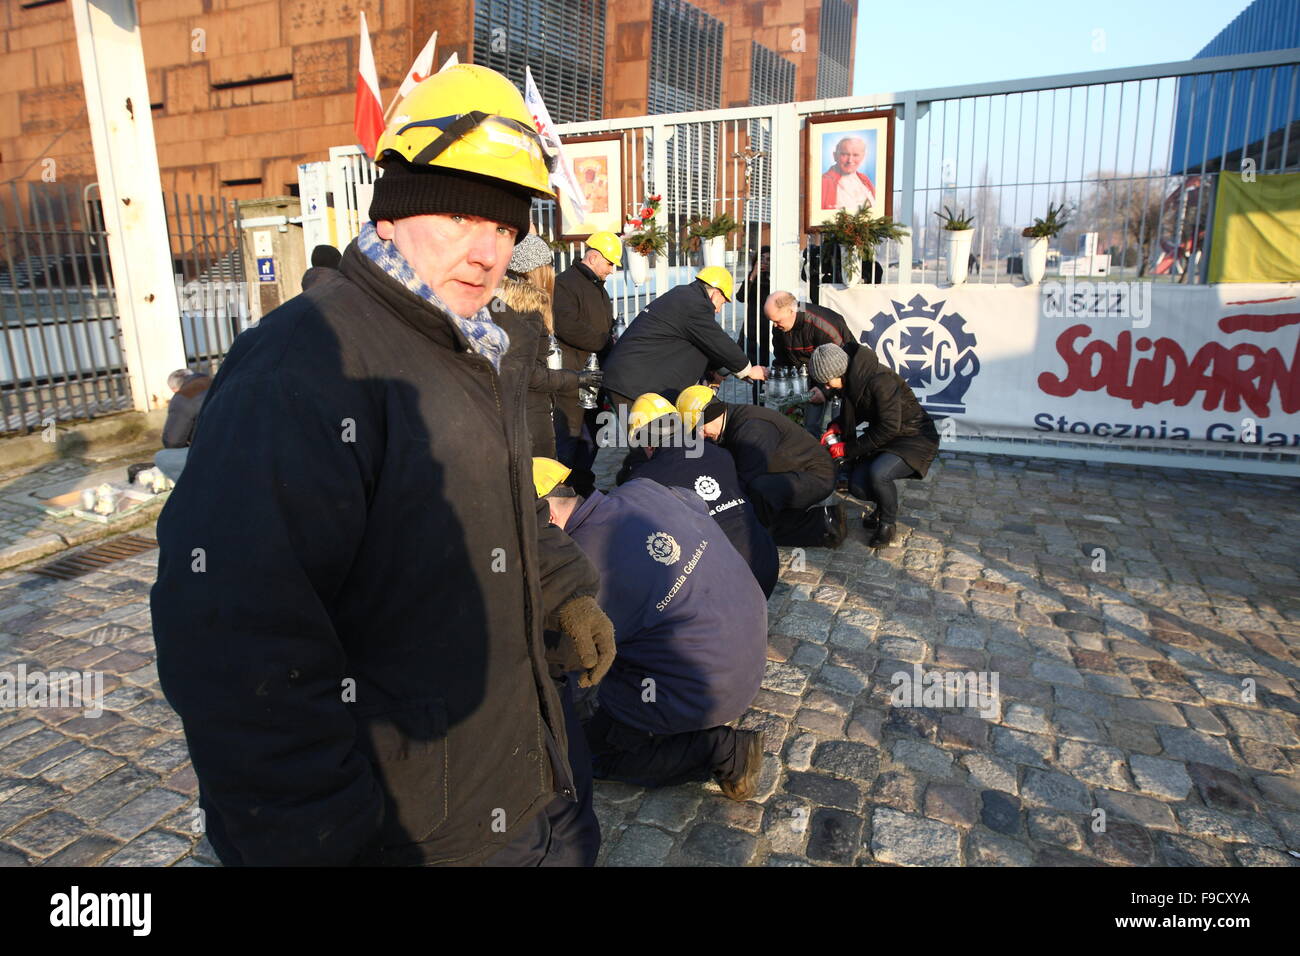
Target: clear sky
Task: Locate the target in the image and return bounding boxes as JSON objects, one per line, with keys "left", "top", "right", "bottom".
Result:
{"left": 851, "top": 0, "right": 1258, "bottom": 96}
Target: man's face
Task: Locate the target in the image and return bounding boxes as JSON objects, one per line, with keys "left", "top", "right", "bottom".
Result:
{"left": 585, "top": 250, "right": 616, "bottom": 281}
{"left": 706, "top": 287, "right": 726, "bottom": 313}
{"left": 376, "top": 213, "right": 517, "bottom": 317}
{"left": 834, "top": 140, "right": 865, "bottom": 176}
{"left": 701, "top": 416, "right": 724, "bottom": 441}
{"left": 766, "top": 303, "right": 797, "bottom": 332}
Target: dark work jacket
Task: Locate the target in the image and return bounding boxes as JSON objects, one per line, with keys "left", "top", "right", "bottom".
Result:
{"left": 773, "top": 304, "right": 857, "bottom": 370}
{"left": 151, "top": 241, "right": 600, "bottom": 867}
{"left": 160, "top": 373, "right": 211, "bottom": 448}
{"left": 563, "top": 481, "right": 767, "bottom": 735}
{"left": 516, "top": 307, "right": 578, "bottom": 460}
{"left": 602, "top": 281, "right": 751, "bottom": 402}
{"left": 720, "top": 402, "right": 835, "bottom": 489}
{"left": 552, "top": 261, "right": 613, "bottom": 437}
{"left": 835, "top": 346, "right": 941, "bottom": 477}
{"left": 625, "top": 443, "right": 778, "bottom": 598}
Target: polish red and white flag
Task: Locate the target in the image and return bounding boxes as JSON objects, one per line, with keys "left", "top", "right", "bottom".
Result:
{"left": 353, "top": 11, "right": 385, "bottom": 158}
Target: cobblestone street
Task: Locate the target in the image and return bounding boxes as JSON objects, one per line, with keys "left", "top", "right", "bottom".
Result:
{"left": 1, "top": 450, "right": 1298, "bottom": 867}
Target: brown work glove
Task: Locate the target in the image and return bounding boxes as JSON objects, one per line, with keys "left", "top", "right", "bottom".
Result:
{"left": 556, "top": 595, "right": 616, "bottom": 688}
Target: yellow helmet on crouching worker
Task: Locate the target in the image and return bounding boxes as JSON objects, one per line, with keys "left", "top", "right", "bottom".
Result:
{"left": 586, "top": 231, "right": 623, "bottom": 267}
{"left": 628, "top": 393, "right": 680, "bottom": 444}
{"left": 676, "top": 384, "right": 717, "bottom": 433}
{"left": 532, "top": 457, "right": 572, "bottom": 498}
{"left": 696, "top": 266, "right": 734, "bottom": 302}
{"left": 373, "top": 64, "right": 554, "bottom": 198}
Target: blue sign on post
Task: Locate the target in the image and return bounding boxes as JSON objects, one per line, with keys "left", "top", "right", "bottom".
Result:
{"left": 257, "top": 257, "right": 276, "bottom": 283}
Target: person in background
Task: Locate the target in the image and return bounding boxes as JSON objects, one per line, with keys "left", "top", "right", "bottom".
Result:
{"left": 763, "top": 291, "right": 856, "bottom": 436}
{"left": 808, "top": 343, "right": 940, "bottom": 549}
{"left": 302, "top": 244, "right": 342, "bottom": 290}
{"left": 535, "top": 458, "right": 768, "bottom": 800}
{"left": 497, "top": 233, "right": 602, "bottom": 459}
{"left": 679, "top": 388, "right": 847, "bottom": 550}
{"left": 552, "top": 231, "right": 622, "bottom": 496}
{"left": 601, "top": 267, "right": 766, "bottom": 419}
{"left": 153, "top": 368, "right": 211, "bottom": 482}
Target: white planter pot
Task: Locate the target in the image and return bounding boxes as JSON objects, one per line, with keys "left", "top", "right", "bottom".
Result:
{"left": 1023, "top": 236, "right": 1049, "bottom": 284}
{"left": 702, "top": 236, "right": 726, "bottom": 268}
{"left": 840, "top": 245, "right": 863, "bottom": 287}
{"left": 943, "top": 229, "right": 973, "bottom": 285}
{"left": 626, "top": 249, "right": 649, "bottom": 286}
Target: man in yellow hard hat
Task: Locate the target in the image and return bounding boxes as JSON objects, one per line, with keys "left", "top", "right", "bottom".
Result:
{"left": 153, "top": 64, "right": 614, "bottom": 868}
{"left": 552, "top": 230, "right": 623, "bottom": 495}
{"left": 601, "top": 266, "right": 767, "bottom": 426}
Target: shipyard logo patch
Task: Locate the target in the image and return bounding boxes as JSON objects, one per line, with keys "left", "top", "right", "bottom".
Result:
{"left": 693, "top": 475, "right": 722, "bottom": 501}
{"left": 645, "top": 531, "right": 681, "bottom": 565}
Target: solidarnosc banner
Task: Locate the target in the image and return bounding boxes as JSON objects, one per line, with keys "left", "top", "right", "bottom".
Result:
{"left": 819, "top": 281, "right": 1300, "bottom": 453}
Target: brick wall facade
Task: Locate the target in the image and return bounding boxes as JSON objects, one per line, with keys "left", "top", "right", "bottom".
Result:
{"left": 0, "top": 0, "right": 852, "bottom": 201}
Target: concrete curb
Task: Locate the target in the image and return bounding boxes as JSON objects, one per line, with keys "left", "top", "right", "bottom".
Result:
{"left": 0, "top": 499, "right": 165, "bottom": 575}
{"left": 0, "top": 410, "right": 168, "bottom": 472}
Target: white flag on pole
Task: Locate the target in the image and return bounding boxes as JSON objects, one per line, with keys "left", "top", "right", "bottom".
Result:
{"left": 439, "top": 52, "right": 459, "bottom": 72}
{"left": 387, "top": 31, "right": 438, "bottom": 118}
{"left": 524, "top": 66, "right": 588, "bottom": 229}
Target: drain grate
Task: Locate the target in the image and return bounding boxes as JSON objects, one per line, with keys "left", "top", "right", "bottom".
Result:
{"left": 31, "top": 534, "right": 158, "bottom": 581}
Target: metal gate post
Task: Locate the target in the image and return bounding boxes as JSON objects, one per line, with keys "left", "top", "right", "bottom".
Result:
{"left": 70, "top": 0, "right": 186, "bottom": 413}
{"left": 769, "top": 103, "right": 801, "bottom": 299}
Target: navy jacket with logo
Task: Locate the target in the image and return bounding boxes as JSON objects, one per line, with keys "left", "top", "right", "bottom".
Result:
{"left": 562, "top": 480, "right": 767, "bottom": 735}
{"left": 624, "top": 443, "right": 778, "bottom": 598}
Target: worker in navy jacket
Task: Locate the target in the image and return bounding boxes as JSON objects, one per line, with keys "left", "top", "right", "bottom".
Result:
{"left": 535, "top": 460, "right": 768, "bottom": 801}
{"left": 616, "top": 395, "right": 778, "bottom": 598}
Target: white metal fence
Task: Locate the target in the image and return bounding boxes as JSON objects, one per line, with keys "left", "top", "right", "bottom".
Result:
{"left": 303, "top": 47, "right": 1300, "bottom": 473}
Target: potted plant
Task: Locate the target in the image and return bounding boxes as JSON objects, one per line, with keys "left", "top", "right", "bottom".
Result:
{"left": 934, "top": 205, "right": 975, "bottom": 285}
{"left": 623, "top": 194, "right": 664, "bottom": 285}
{"left": 1021, "top": 202, "right": 1069, "bottom": 284}
{"left": 820, "top": 202, "right": 909, "bottom": 287}
{"left": 682, "top": 211, "right": 738, "bottom": 268}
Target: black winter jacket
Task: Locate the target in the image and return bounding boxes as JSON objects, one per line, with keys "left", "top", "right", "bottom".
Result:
{"left": 836, "top": 346, "right": 940, "bottom": 477}
{"left": 151, "top": 241, "right": 600, "bottom": 867}
{"left": 720, "top": 402, "right": 835, "bottom": 488}
{"left": 552, "top": 261, "right": 613, "bottom": 437}
{"left": 773, "top": 304, "right": 857, "bottom": 370}
{"left": 517, "top": 308, "right": 578, "bottom": 459}
{"left": 160, "top": 373, "right": 211, "bottom": 448}
{"left": 602, "top": 281, "right": 751, "bottom": 402}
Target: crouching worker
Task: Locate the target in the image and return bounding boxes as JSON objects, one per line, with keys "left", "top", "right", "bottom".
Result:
{"left": 807, "top": 343, "right": 940, "bottom": 549}
{"left": 534, "top": 458, "right": 769, "bottom": 800}
{"left": 677, "top": 385, "right": 848, "bottom": 549}
{"left": 619, "top": 393, "right": 778, "bottom": 598}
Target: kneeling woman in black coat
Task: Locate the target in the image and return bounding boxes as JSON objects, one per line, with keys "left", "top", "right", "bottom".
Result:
{"left": 808, "top": 343, "right": 940, "bottom": 548}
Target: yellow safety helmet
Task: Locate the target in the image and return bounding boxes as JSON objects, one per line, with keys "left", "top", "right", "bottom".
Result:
{"left": 532, "top": 457, "right": 572, "bottom": 498}
{"left": 374, "top": 64, "right": 554, "bottom": 198}
{"left": 696, "top": 266, "right": 734, "bottom": 302}
{"left": 628, "top": 393, "right": 678, "bottom": 440}
{"left": 586, "top": 231, "right": 623, "bottom": 266}
{"left": 676, "top": 384, "right": 716, "bottom": 433}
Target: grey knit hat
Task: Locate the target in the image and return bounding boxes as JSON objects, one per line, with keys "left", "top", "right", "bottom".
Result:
{"left": 508, "top": 233, "right": 553, "bottom": 274}
{"left": 809, "top": 343, "right": 849, "bottom": 384}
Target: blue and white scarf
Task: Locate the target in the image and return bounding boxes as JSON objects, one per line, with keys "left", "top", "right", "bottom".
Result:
{"left": 358, "top": 222, "right": 510, "bottom": 372}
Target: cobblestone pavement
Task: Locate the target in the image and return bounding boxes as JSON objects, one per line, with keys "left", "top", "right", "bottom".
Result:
{"left": 0, "top": 450, "right": 1297, "bottom": 867}
{"left": 0, "top": 448, "right": 168, "bottom": 569}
